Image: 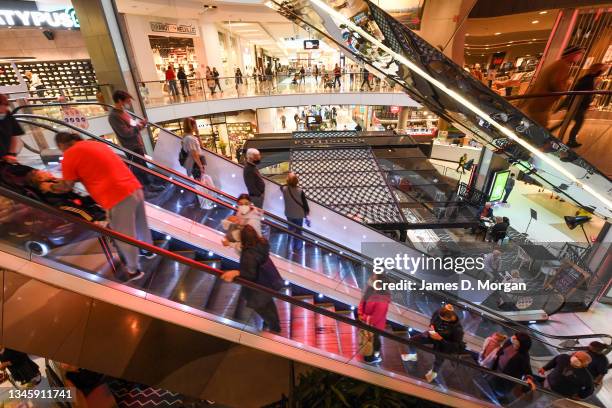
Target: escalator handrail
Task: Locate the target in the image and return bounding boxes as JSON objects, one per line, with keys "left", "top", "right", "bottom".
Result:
{"left": 14, "top": 114, "right": 612, "bottom": 350}
{"left": 505, "top": 90, "right": 612, "bottom": 101}
{"left": 0, "top": 183, "right": 573, "bottom": 401}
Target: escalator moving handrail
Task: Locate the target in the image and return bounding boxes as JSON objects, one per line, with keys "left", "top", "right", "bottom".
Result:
{"left": 0, "top": 183, "right": 569, "bottom": 400}
{"left": 14, "top": 114, "right": 612, "bottom": 349}
{"left": 505, "top": 90, "right": 612, "bottom": 101}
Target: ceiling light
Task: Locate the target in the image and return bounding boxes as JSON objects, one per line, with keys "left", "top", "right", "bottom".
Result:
{"left": 531, "top": 20, "right": 539, "bottom": 24}
{"left": 494, "top": 32, "right": 501, "bottom": 35}
{"left": 465, "top": 33, "right": 470, "bottom": 36}
{"left": 539, "top": 11, "right": 548, "bottom": 15}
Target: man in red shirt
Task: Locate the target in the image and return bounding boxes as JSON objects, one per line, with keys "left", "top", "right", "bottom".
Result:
{"left": 52, "top": 132, "right": 153, "bottom": 282}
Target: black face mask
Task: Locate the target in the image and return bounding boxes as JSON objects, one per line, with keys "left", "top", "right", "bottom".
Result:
{"left": 252, "top": 159, "right": 261, "bottom": 165}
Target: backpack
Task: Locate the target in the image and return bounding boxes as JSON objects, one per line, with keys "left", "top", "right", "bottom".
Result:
{"left": 178, "top": 148, "right": 188, "bottom": 167}
{"left": 257, "top": 257, "right": 284, "bottom": 291}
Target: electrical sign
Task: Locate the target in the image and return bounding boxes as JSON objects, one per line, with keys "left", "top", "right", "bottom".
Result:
{"left": 0, "top": 8, "right": 79, "bottom": 29}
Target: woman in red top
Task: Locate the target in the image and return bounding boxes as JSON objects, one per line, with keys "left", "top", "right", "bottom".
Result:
{"left": 165, "top": 65, "right": 178, "bottom": 97}
{"left": 358, "top": 274, "right": 391, "bottom": 364}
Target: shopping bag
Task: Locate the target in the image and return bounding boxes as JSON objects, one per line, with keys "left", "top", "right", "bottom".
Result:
{"left": 358, "top": 328, "right": 374, "bottom": 357}
{"left": 197, "top": 174, "right": 216, "bottom": 209}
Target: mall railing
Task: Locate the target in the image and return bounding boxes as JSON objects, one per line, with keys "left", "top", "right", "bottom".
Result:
{"left": 138, "top": 72, "right": 402, "bottom": 108}
{"left": 0, "top": 183, "right": 605, "bottom": 408}
{"left": 5, "top": 83, "right": 113, "bottom": 103}
{"left": 12, "top": 114, "right": 612, "bottom": 359}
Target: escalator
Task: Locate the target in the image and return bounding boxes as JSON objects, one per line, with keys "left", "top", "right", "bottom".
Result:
{"left": 0, "top": 184, "right": 604, "bottom": 407}
{"left": 6, "top": 117, "right": 611, "bottom": 366}
{"left": 266, "top": 0, "right": 611, "bottom": 220}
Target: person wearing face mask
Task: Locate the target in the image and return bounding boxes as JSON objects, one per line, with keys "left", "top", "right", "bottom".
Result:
{"left": 0, "top": 94, "right": 24, "bottom": 163}
{"left": 490, "top": 332, "right": 535, "bottom": 399}
{"left": 539, "top": 351, "right": 594, "bottom": 400}
{"left": 221, "top": 194, "right": 263, "bottom": 252}
{"left": 243, "top": 148, "right": 265, "bottom": 209}
{"left": 108, "top": 91, "right": 162, "bottom": 192}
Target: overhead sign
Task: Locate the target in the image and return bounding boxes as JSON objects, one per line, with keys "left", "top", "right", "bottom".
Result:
{"left": 304, "top": 39, "right": 319, "bottom": 50}
{"left": 0, "top": 8, "right": 79, "bottom": 29}
{"left": 150, "top": 22, "right": 197, "bottom": 36}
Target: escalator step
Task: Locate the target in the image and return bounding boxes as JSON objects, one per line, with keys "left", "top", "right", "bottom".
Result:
{"left": 146, "top": 251, "right": 196, "bottom": 299}
{"left": 315, "top": 304, "right": 341, "bottom": 354}
{"left": 274, "top": 288, "right": 292, "bottom": 338}
{"left": 170, "top": 266, "right": 218, "bottom": 309}
{"left": 290, "top": 296, "right": 316, "bottom": 347}
{"left": 206, "top": 278, "right": 242, "bottom": 318}
{"left": 336, "top": 310, "right": 360, "bottom": 359}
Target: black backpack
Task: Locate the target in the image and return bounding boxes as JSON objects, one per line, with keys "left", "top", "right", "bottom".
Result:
{"left": 178, "top": 148, "right": 188, "bottom": 167}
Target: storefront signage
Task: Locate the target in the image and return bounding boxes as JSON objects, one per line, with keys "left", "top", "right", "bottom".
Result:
{"left": 0, "top": 8, "right": 79, "bottom": 29}
{"left": 150, "top": 22, "right": 196, "bottom": 35}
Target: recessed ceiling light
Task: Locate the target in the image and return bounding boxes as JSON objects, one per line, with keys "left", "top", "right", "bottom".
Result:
{"left": 539, "top": 11, "right": 548, "bottom": 15}
{"left": 465, "top": 33, "right": 470, "bottom": 36}
{"left": 532, "top": 38, "right": 536, "bottom": 41}
{"left": 532, "top": 20, "right": 539, "bottom": 24}
{"left": 494, "top": 32, "right": 501, "bottom": 35}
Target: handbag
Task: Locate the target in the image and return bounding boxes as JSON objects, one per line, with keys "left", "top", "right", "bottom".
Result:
{"left": 358, "top": 310, "right": 374, "bottom": 357}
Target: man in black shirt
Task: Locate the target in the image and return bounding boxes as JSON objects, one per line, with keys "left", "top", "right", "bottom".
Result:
{"left": 587, "top": 341, "right": 610, "bottom": 387}
{"left": 539, "top": 351, "right": 594, "bottom": 400}
{"left": 108, "top": 90, "right": 162, "bottom": 192}
{"left": 0, "top": 346, "right": 41, "bottom": 386}
{"left": 0, "top": 94, "right": 24, "bottom": 163}
{"left": 243, "top": 148, "right": 265, "bottom": 209}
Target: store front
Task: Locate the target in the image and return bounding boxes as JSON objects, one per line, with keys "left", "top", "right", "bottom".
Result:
{"left": 156, "top": 110, "right": 257, "bottom": 162}
{"left": 0, "top": 0, "right": 99, "bottom": 100}
{"left": 122, "top": 13, "right": 205, "bottom": 98}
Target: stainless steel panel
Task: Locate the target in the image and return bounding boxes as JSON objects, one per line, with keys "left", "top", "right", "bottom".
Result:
{"left": 2, "top": 270, "right": 91, "bottom": 365}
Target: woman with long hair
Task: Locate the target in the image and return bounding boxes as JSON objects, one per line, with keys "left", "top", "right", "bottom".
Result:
{"left": 180, "top": 117, "right": 205, "bottom": 179}
{"left": 221, "top": 225, "right": 281, "bottom": 333}
{"left": 358, "top": 273, "right": 390, "bottom": 364}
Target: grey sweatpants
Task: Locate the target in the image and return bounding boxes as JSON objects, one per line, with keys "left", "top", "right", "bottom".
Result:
{"left": 108, "top": 189, "right": 153, "bottom": 272}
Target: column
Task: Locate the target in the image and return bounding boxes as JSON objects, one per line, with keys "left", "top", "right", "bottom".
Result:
{"left": 418, "top": 0, "right": 477, "bottom": 63}
{"left": 397, "top": 107, "right": 409, "bottom": 130}
{"left": 200, "top": 23, "right": 223, "bottom": 70}
{"left": 71, "top": 0, "right": 136, "bottom": 105}
{"left": 256, "top": 108, "right": 277, "bottom": 133}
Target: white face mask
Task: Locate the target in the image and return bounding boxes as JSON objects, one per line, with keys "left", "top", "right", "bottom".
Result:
{"left": 570, "top": 356, "right": 583, "bottom": 368}
{"left": 511, "top": 337, "right": 520, "bottom": 349}
{"left": 238, "top": 205, "right": 250, "bottom": 215}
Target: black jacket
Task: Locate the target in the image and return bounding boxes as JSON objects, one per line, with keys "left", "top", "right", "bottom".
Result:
{"left": 239, "top": 241, "right": 273, "bottom": 308}
{"left": 574, "top": 73, "right": 598, "bottom": 109}
{"left": 493, "top": 340, "right": 533, "bottom": 379}
{"left": 243, "top": 162, "right": 265, "bottom": 197}
{"left": 543, "top": 354, "right": 594, "bottom": 399}
{"left": 490, "top": 221, "right": 509, "bottom": 240}
{"left": 177, "top": 70, "right": 187, "bottom": 81}
{"left": 429, "top": 309, "right": 465, "bottom": 353}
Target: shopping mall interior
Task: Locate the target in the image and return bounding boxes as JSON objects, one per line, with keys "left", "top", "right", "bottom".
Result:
{"left": 0, "top": 0, "right": 611, "bottom": 407}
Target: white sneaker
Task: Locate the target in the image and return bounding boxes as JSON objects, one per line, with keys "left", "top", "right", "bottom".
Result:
{"left": 126, "top": 270, "right": 145, "bottom": 282}
{"left": 425, "top": 369, "right": 438, "bottom": 383}
{"left": 401, "top": 353, "right": 418, "bottom": 362}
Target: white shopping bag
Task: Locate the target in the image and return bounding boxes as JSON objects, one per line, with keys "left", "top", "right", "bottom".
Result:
{"left": 197, "top": 174, "right": 216, "bottom": 210}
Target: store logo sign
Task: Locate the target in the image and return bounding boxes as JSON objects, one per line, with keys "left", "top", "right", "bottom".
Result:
{"left": 150, "top": 22, "right": 197, "bottom": 35}
{"left": 0, "top": 8, "right": 80, "bottom": 29}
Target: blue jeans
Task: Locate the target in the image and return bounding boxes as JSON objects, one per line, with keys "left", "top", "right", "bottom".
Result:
{"left": 287, "top": 217, "right": 304, "bottom": 250}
